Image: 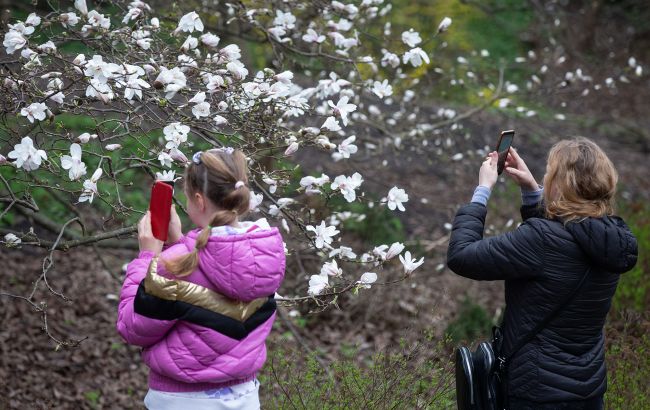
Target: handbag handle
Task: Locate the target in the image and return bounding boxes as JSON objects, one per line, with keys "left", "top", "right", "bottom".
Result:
{"left": 501, "top": 266, "right": 591, "bottom": 368}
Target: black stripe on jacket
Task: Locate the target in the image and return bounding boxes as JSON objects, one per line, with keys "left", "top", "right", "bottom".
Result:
{"left": 133, "top": 281, "right": 276, "bottom": 340}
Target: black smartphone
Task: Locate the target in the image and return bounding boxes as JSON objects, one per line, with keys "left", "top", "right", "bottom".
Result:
{"left": 495, "top": 130, "right": 515, "bottom": 175}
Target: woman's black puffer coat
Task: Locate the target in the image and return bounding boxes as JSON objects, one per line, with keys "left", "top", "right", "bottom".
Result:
{"left": 447, "top": 201, "right": 638, "bottom": 404}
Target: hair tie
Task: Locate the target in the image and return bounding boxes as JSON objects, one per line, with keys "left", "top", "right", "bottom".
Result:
{"left": 192, "top": 151, "right": 202, "bottom": 164}
{"left": 235, "top": 181, "right": 245, "bottom": 189}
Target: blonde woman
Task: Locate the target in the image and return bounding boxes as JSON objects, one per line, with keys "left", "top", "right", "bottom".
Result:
{"left": 447, "top": 137, "right": 638, "bottom": 409}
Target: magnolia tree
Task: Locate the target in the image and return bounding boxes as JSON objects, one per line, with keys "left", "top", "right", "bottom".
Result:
{"left": 0, "top": 0, "right": 644, "bottom": 346}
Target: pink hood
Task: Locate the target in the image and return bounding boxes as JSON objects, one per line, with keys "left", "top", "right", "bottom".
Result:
{"left": 116, "top": 226, "right": 286, "bottom": 392}
{"left": 162, "top": 227, "right": 286, "bottom": 300}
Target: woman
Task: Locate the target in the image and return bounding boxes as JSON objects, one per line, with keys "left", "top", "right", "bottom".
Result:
{"left": 447, "top": 137, "right": 638, "bottom": 409}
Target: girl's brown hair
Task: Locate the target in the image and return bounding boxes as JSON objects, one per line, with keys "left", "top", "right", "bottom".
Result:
{"left": 543, "top": 137, "right": 618, "bottom": 222}
{"left": 165, "top": 148, "right": 250, "bottom": 277}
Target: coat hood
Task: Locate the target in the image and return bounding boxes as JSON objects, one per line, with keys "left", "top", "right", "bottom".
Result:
{"left": 565, "top": 216, "right": 638, "bottom": 273}
{"left": 181, "top": 227, "right": 286, "bottom": 301}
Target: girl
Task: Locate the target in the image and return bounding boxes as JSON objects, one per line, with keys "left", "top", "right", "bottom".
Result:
{"left": 117, "top": 148, "right": 286, "bottom": 409}
{"left": 447, "top": 138, "right": 637, "bottom": 409}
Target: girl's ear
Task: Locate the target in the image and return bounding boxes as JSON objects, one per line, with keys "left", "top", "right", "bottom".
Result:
{"left": 194, "top": 192, "right": 206, "bottom": 212}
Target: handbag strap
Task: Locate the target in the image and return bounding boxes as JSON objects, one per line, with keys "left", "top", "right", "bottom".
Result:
{"left": 501, "top": 266, "right": 591, "bottom": 367}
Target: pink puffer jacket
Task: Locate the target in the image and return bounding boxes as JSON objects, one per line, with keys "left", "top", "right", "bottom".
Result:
{"left": 116, "top": 226, "right": 285, "bottom": 392}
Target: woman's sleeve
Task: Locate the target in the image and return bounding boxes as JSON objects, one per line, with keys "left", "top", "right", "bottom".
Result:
{"left": 116, "top": 251, "right": 177, "bottom": 347}
{"left": 520, "top": 186, "right": 544, "bottom": 221}
{"left": 447, "top": 202, "right": 544, "bottom": 281}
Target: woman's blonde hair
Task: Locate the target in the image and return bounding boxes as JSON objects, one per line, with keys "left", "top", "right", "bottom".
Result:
{"left": 543, "top": 137, "right": 618, "bottom": 222}
{"left": 164, "top": 148, "right": 250, "bottom": 277}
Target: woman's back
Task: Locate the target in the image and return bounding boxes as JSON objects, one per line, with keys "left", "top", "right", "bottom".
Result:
{"left": 497, "top": 208, "right": 637, "bottom": 402}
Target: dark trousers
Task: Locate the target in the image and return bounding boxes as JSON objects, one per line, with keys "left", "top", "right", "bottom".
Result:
{"left": 508, "top": 395, "right": 604, "bottom": 410}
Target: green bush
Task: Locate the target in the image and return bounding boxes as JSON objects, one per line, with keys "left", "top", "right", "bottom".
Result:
{"left": 605, "top": 319, "right": 650, "bottom": 410}
{"left": 613, "top": 203, "right": 650, "bottom": 312}
{"left": 260, "top": 335, "right": 455, "bottom": 409}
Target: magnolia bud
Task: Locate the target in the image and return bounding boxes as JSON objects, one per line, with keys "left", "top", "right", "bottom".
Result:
{"left": 284, "top": 142, "right": 299, "bottom": 156}
{"left": 0, "top": 154, "right": 7, "bottom": 165}
{"left": 169, "top": 148, "right": 188, "bottom": 164}
{"left": 105, "top": 144, "right": 122, "bottom": 151}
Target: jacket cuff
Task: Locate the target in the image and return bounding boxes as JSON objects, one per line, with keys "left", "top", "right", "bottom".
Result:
{"left": 521, "top": 185, "right": 543, "bottom": 206}
{"left": 138, "top": 250, "right": 156, "bottom": 259}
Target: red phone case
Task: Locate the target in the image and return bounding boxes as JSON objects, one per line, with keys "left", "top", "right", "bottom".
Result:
{"left": 149, "top": 181, "right": 174, "bottom": 242}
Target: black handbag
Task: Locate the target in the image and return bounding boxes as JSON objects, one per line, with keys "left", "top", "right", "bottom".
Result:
{"left": 455, "top": 268, "right": 590, "bottom": 410}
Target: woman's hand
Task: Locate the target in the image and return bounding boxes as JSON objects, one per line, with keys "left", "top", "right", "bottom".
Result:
{"left": 504, "top": 148, "right": 539, "bottom": 191}
{"left": 138, "top": 211, "right": 163, "bottom": 254}
{"left": 166, "top": 205, "right": 183, "bottom": 245}
{"left": 479, "top": 151, "right": 499, "bottom": 189}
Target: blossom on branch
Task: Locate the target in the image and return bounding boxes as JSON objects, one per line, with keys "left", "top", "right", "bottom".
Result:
{"left": 8, "top": 136, "right": 47, "bottom": 171}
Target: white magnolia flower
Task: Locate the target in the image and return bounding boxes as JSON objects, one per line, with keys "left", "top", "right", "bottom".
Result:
{"left": 274, "top": 70, "right": 294, "bottom": 84}
{"left": 78, "top": 168, "right": 102, "bottom": 203}
{"left": 177, "top": 11, "right": 204, "bottom": 33}
{"left": 122, "top": 7, "right": 142, "bottom": 24}
{"left": 163, "top": 122, "right": 190, "bottom": 149}
{"left": 123, "top": 76, "right": 150, "bottom": 100}
{"left": 401, "top": 29, "right": 422, "bottom": 48}
{"left": 181, "top": 35, "right": 198, "bottom": 51}
{"left": 8, "top": 136, "right": 47, "bottom": 171}
{"left": 357, "top": 272, "right": 377, "bottom": 288}
{"left": 321, "top": 116, "right": 342, "bottom": 132}
{"left": 403, "top": 47, "right": 430, "bottom": 67}
{"left": 337, "top": 135, "right": 358, "bottom": 159}
{"left": 60, "top": 12, "right": 80, "bottom": 27}
{"left": 331, "top": 172, "right": 363, "bottom": 202}
{"left": 154, "top": 67, "right": 187, "bottom": 98}
{"left": 105, "top": 144, "right": 122, "bottom": 151}
{"left": 438, "top": 17, "right": 452, "bottom": 33}
{"left": 273, "top": 10, "right": 296, "bottom": 29}
{"left": 386, "top": 186, "right": 409, "bottom": 212}
{"left": 4, "top": 233, "right": 21, "bottom": 246}
{"left": 308, "top": 274, "right": 328, "bottom": 295}
{"left": 302, "top": 28, "right": 325, "bottom": 43}
{"left": 399, "top": 251, "right": 424, "bottom": 275}
{"left": 321, "top": 260, "right": 342, "bottom": 277}
{"left": 20, "top": 102, "right": 48, "bottom": 123}
{"left": 216, "top": 44, "right": 241, "bottom": 64}
{"left": 372, "top": 79, "right": 393, "bottom": 98}
{"left": 85, "top": 10, "right": 111, "bottom": 30}
{"left": 156, "top": 170, "right": 176, "bottom": 182}
{"left": 74, "top": 0, "right": 88, "bottom": 15}
{"left": 328, "top": 96, "right": 357, "bottom": 126}
{"left": 306, "top": 221, "right": 340, "bottom": 249}
{"left": 3, "top": 30, "right": 27, "bottom": 55}
{"left": 300, "top": 174, "right": 330, "bottom": 194}
{"left": 385, "top": 242, "right": 405, "bottom": 260}
{"left": 381, "top": 51, "right": 400, "bottom": 68}
{"left": 249, "top": 191, "right": 263, "bottom": 212}
{"left": 158, "top": 151, "right": 173, "bottom": 167}
{"left": 226, "top": 60, "right": 248, "bottom": 80}
{"left": 200, "top": 33, "right": 220, "bottom": 48}
{"left": 328, "top": 246, "right": 357, "bottom": 260}
{"left": 214, "top": 115, "right": 228, "bottom": 127}
{"left": 284, "top": 141, "right": 299, "bottom": 156}
{"left": 60, "top": 143, "right": 87, "bottom": 181}
{"left": 25, "top": 13, "right": 41, "bottom": 27}
{"left": 77, "top": 132, "right": 97, "bottom": 143}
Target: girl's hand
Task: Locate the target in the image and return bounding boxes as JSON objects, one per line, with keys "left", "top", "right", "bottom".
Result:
{"left": 504, "top": 148, "right": 539, "bottom": 191}
{"left": 138, "top": 211, "right": 163, "bottom": 254}
{"left": 479, "top": 151, "right": 499, "bottom": 189}
{"left": 166, "top": 205, "right": 183, "bottom": 245}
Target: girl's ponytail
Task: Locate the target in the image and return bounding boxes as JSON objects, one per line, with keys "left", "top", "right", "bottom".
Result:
{"left": 163, "top": 148, "right": 250, "bottom": 277}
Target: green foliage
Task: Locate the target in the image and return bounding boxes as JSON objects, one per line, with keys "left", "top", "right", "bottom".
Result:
{"left": 84, "top": 390, "right": 101, "bottom": 408}
{"left": 445, "top": 297, "right": 494, "bottom": 343}
{"left": 613, "top": 203, "right": 650, "bottom": 312}
{"left": 260, "top": 336, "right": 455, "bottom": 409}
{"left": 605, "top": 324, "right": 650, "bottom": 409}
{"left": 342, "top": 201, "right": 406, "bottom": 246}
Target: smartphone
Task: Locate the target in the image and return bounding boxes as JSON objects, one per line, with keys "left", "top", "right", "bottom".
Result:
{"left": 149, "top": 181, "right": 174, "bottom": 242}
{"left": 495, "top": 130, "right": 515, "bottom": 175}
